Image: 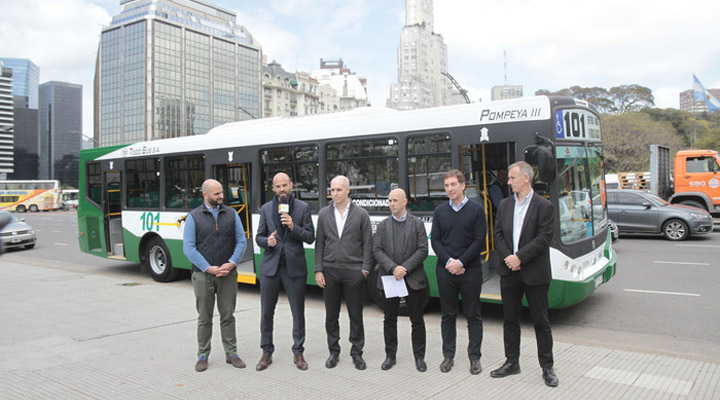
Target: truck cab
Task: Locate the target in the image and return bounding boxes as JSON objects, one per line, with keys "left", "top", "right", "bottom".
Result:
{"left": 671, "top": 149, "right": 720, "bottom": 213}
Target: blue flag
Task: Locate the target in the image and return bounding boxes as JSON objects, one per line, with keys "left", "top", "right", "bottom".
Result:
{"left": 693, "top": 74, "right": 720, "bottom": 112}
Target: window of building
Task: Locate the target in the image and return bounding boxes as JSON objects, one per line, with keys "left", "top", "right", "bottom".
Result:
{"left": 164, "top": 155, "right": 205, "bottom": 209}
{"left": 126, "top": 158, "right": 160, "bottom": 208}
{"left": 260, "top": 145, "right": 319, "bottom": 211}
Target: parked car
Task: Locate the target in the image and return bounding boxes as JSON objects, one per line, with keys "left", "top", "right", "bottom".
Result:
{"left": 606, "top": 189, "right": 713, "bottom": 241}
{"left": 608, "top": 219, "right": 619, "bottom": 242}
{"left": 0, "top": 210, "right": 36, "bottom": 250}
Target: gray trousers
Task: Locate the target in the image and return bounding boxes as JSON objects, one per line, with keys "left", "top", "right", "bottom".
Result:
{"left": 192, "top": 269, "right": 238, "bottom": 358}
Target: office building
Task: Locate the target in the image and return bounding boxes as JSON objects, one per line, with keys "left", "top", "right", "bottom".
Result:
{"left": 95, "top": 0, "right": 262, "bottom": 146}
{"left": 491, "top": 84, "right": 523, "bottom": 101}
{"left": 262, "top": 61, "right": 321, "bottom": 117}
{"left": 0, "top": 58, "right": 39, "bottom": 109}
{"left": 8, "top": 96, "right": 39, "bottom": 180}
{"left": 39, "top": 81, "right": 82, "bottom": 187}
{"left": 0, "top": 66, "right": 14, "bottom": 176}
{"left": 387, "top": 0, "right": 464, "bottom": 110}
{"left": 312, "top": 59, "right": 367, "bottom": 110}
{"left": 679, "top": 88, "right": 720, "bottom": 113}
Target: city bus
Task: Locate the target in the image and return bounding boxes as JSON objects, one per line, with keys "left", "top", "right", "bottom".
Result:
{"left": 0, "top": 180, "right": 62, "bottom": 212}
{"left": 77, "top": 96, "right": 617, "bottom": 308}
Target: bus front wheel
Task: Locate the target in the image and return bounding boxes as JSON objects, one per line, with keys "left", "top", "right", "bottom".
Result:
{"left": 16, "top": 205, "right": 26, "bottom": 213}
{"left": 143, "top": 237, "right": 180, "bottom": 282}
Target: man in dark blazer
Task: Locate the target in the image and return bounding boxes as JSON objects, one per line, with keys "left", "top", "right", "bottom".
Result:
{"left": 490, "top": 161, "right": 558, "bottom": 387}
{"left": 255, "top": 172, "right": 315, "bottom": 371}
{"left": 315, "top": 175, "right": 373, "bottom": 370}
{"left": 373, "top": 188, "right": 429, "bottom": 372}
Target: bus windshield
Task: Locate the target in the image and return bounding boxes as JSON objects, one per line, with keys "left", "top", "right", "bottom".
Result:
{"left": 556, "top": 144, "right": 607, "bottom": 244}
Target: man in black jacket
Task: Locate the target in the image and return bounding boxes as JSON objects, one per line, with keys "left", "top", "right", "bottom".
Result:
{"left": 431, "top": 169, "right": 486, "bottom": 375}
{"left": 490, "top": 161, "right": 558, "bottom": 387}
{"left": 373, "top": 188, "right": 429, "bottom": 372}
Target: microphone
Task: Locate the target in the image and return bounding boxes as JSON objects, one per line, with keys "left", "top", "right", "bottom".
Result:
{"left": 278, "top": 194, "right": 289, "bottom": 214}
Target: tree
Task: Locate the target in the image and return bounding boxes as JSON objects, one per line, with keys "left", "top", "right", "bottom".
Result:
{"left": 609, "top": 84, "right": 655, "bottom": 113}
{"left": 602, "top": 112, "right": 684, "bottom": 172}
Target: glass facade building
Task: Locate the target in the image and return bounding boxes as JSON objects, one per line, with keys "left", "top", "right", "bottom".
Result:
{"left": 39, "top": 82, "right": 83, "bottom": 187}
{"left": 0, "top": 66, "right": 13, "bottom": 175}
{"left": 95, "top": 0, "right": 262, "bottom": 146}
{"left": 0, "top": 58, "right": 39, "bottom": 109}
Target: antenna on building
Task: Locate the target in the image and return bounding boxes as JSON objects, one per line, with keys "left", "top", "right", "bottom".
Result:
{"left": 504, "top": 49, "right": 507, "bottom": 85}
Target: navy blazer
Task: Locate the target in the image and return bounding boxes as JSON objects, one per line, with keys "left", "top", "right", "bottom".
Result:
{"left": 494, "top": 192, "right": 555, "bottom": 285}
{"left": 256, "top": 196, "right": 315, "bottom": 278}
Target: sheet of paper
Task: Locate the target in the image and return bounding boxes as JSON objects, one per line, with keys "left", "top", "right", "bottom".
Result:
{"left": 381, "top": 275, "right": 409, "bottom": 298}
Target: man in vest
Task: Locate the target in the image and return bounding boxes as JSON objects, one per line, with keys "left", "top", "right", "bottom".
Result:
{"left": 183, "top": 179, "right": 247, "bottom": 372}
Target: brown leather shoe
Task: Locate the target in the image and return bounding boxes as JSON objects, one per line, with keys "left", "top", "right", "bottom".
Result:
{"left": 293, "top": 354, "right": 308, "bottom": 370}
{"left": 256, "top": 354, "right": 272, "bottom": 371}
{"left": 440, "top": 357, "right": 454, "bottom": 373}
{"left": 226, "top": 354, "right": 246, "bottom": 369}
{"left": 195, "top": 356, "right": 208, "bottom": 372}
{"left": 470, "top": 359, "right": 482, "bottom": 375}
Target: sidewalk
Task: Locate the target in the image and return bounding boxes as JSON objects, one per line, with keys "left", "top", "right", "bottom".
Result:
{"left": 1, "top": 260, "right": 717, "bottom": 399}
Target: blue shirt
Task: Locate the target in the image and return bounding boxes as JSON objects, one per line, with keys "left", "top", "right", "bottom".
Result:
{"left": 182, "top": 203, "right": 247, "bottom": 272}
{"left": 392, "top": 211, "right": 407, "bottom": 222}
{"left": 512, "top": 189, "right": 534, "bottom": 253}
{"left": 449, "top": 196, "right": 469, "bottom": 212}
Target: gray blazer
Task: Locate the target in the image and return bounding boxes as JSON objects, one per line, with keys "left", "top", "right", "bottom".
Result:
{"left": 314, "top": 202, "right": 373, "bottom": 273}
{"left": 256, "top": 196, "right": 315, "bottom": 278}
{"left": 372, "top": 212, "right": 429, "bottom": 291}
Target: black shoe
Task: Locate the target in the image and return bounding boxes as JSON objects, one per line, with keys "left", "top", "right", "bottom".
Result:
{"left": 439, "top": 357, "right": 454, "bottom": 373}
{"left": 381, "top": 357, "right": 396, "bottom": 370}
{"left": 490, "top": 360, "right": 521, "bottom": 378}
{"left": 352, "top": 355, "right": 367, "bottom": 370}
{"left": 415, "top": 358, "right": 427, "bottom": 372}
{"left": 470, "top": 359, "right": 482, "bottom": 375}
{"left": 543, "top": 367, "right": 559, "bottom": 387}
{"left": 325, "top": 353, "right": 339, "bottom": 369}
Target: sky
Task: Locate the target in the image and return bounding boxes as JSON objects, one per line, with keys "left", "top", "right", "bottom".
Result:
{"left": 1, "top": 0, "right": 719, "bottom": 137}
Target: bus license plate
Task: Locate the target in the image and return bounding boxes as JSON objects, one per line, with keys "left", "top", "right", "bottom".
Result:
{"left": 594, "top": 275, "right": 604, "bottom": 287}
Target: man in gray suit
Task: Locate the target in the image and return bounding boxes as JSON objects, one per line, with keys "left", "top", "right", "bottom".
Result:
{"left": 315, "top": 175, "right": 373, "bottom": 370}
{"left": 255, "top": 173, "right": 315, "bottom": 371}
{"left": 373, "top": 188, "right": 429, "bottom": 372}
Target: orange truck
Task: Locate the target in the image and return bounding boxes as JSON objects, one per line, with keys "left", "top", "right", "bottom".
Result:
{"left": 651, "top": 145, "right": 720, "bottom": 214}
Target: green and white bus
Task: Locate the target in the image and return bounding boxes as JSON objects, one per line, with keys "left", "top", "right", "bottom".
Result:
{"left": 78, "top": 96, "right": 617, "bottom": 308}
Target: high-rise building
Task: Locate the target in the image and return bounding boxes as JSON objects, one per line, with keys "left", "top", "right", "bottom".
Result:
{"left": 95, "top": 0, "right": 262, "bottom": 147}
{"left": 387, "top": 0, "right": 464, "bottom": 110}
{"left": 679, "top": 88, "right": 720, "bottom": 113}
{"left": 491, "top": 85, "right": 523, "bottom": 101}
{"left": 9, "top": 96, "right": 39, "bottom": 180}
{"left": 0, "top": 66, "right": 14, "bottom": 176}
{"left": 312, "top": 59, "right": 367, "bottom": 110}
{"left": 0, "top": 58, "right": 39, "bottom": 109}
{"left": 39, "top": 81, "right": 82, "bottom": 187}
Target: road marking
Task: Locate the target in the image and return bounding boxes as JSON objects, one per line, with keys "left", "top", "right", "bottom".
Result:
{"left": 675, "top": 244, "right": 720, "bottom": 248}
{"left": 51, "top": 230, "right": 62, "bottom": 233}
{"left": 652, "top": 261, "right": 710, "bottom": 266}
{"left": 624, "top": 289, "right": 700, "bottom": 297}
{"left": 53, "top": 243, "right": 69, "bottom": 246}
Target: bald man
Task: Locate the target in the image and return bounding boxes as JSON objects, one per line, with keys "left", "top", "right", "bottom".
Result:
{"left": 183, "top": 179, "right": 248, "bottom": 372}
{"left": 255, "top": 173, "right": 315, "bottom": 371}
{"left": 372, "top": 188, "right": 429, "bottom": 372}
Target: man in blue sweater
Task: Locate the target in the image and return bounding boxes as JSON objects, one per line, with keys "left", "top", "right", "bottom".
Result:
{"left": 431, "top": 169, "right": 486, "bottom": 375}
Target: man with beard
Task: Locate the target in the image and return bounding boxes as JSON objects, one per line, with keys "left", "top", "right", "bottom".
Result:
{"left": 183, "top": 179, "right": 248, "bottom": 372}
{"left": 255, "top": 172, "right": 315, "bottom": 371}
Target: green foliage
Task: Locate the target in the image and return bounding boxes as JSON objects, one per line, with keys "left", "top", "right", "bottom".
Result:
{"left": 536, "top": 84, "right": 654, "bottom": 114}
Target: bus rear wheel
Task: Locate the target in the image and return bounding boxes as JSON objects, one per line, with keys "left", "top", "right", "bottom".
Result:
{"left": 29, "top": 205, "right": 39, "bottom": 212}
{"left": 143, "top": 237, "right": 180, "bottom": 282}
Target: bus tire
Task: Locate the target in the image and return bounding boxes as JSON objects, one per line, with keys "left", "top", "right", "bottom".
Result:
{"left": 367, "top": 265, "right": 430, "bottom": 316}
{"left": 143, "top": 236, "right": 180, "bottom": 282}
{"left": 679, "top": 200, "right": 705, "bottom": 211}
{"left": 16, "top": 205, "right": 26, "bottom": 213}
{"left": 29, "top": 205, "right": 39, "bottom": 212}
{"left": 662, "top": 219, "right": 689, "bottom": 241}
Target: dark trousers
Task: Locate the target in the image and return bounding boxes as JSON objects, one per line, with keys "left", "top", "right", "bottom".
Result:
{"left": 259, "top": 260, "right": 306, "bottom": 356}
{"left": 323, "top": 267, "right": 365, "bottom": 357}
{"left": 436, "top": 265, "right": 483, "bottom": 360}
{"left": 382, "top": 286, "right": 426, "bottom": 360}
{"left": 500, "top": 271, "right": 554, "bottom": 368}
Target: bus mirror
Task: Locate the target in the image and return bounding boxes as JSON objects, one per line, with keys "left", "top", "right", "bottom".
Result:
{"left": 524, "top": 145, "right": 556, "bottom": 182}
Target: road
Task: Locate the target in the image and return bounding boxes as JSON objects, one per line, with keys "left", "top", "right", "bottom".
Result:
{"left": 5, "top": 210, "right": 720, "bottom": 362}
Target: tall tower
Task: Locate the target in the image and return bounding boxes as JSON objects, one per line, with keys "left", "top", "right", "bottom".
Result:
{"left": 0, "top": 58, "right": 39, "bottom": 109}
{"left": 0, "top": 65, "right": 14, "bottom": 176}
{"left": 95, "top": 0, "right": 262, "bottom": 147}
{"left": 39, "top": 81, "right": 82, "bottom": 187}
{"left": 387, "top": 0, "right": 463, "bottom": 110}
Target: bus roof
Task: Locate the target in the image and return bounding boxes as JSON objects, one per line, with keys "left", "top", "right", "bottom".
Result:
{"left": 97, "top": 96, "right": 572, "bottom": 161}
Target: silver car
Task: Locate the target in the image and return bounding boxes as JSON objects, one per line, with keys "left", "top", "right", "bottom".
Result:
{"left": 0, "top": 210, "right": 37, "bottom": 250}
{"left": 607, "top": 189, "right": 713, "bottom": 241}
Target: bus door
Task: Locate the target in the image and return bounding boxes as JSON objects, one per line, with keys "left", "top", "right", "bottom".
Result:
{"left": 459, "top": 143, "right": 515, "bottom": 284}
{"left": 104, "top": 171, "right": 124, "bottom": 257}
{"left": 212, "top": 163, "right": 256, "bottom": 284}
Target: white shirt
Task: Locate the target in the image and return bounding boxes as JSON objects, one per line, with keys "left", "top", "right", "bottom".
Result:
{"left": 333, "top": 202, "right": 351, "bottom": 238}
{"left": 513, "top": 189, "right": 534, "bottom": 253}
